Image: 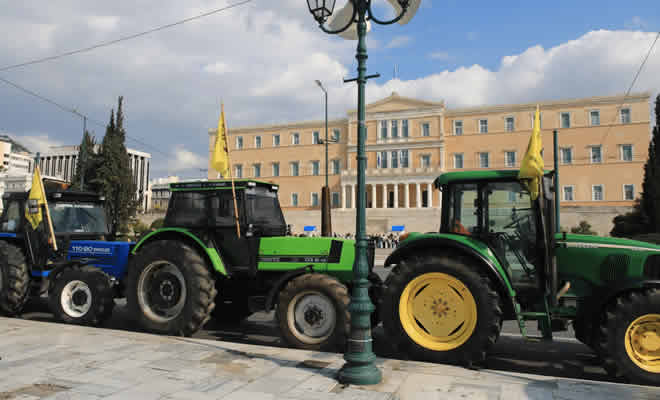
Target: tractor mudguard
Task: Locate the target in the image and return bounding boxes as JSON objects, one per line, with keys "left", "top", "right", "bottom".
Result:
{"left": 384, "top": 235, "right": 517, "bottom": 317}
{"left": 132, "top": 228, "right": 227, "bottom": 276}
{"left": 583, "top": 279, "right": 660, "bottom": 317}
{"left": 264, "top": 265, "right": 313, "bottom": 312}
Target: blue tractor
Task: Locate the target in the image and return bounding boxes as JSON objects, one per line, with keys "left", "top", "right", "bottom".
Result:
{"left": 0, "top": 184, "right": 132, "bottom": 326}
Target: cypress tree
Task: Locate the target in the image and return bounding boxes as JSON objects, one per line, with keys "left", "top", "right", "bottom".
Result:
{"left": 641, "top": 94, "right": 660, "bottom": 232}
{"left": 95, "top": 97, "right": 138, "bottom": 238}
{"left": 72, "top": 130, "right": 99, "bottom": 192}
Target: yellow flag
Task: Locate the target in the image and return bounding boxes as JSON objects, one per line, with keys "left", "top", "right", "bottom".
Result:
{"left": 25, "top": 166, "right": 46, "bottom": 229}
{"left": 211, "top": 104, "right": 230, "bottom": 177}
{"left": 518, "top": 106, "right": 544, "bottom": 200}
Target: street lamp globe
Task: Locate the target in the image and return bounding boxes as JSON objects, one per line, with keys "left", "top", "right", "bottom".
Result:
{"left": 307, "top": 0, "right": 336, "bottom": 24}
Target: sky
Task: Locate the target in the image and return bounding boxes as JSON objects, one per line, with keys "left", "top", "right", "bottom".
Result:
{"left": 0, "top": 0, "right": 659, "bottom": 180}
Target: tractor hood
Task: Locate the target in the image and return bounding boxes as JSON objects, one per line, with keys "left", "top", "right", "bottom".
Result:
{"left": 556, "top": 233, "right": 660, "bottom": 252}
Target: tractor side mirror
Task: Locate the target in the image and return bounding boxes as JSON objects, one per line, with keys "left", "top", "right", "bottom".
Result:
{"left": 27, "top": 199, "right": 39, "bottom": 215}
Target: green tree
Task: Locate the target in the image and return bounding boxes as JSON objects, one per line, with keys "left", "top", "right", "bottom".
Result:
{"left": 72, "top": 130, "right": 99, "bottom": 192}
{"left": 95, "top": 96, "right": 138, "bottom": 238}
{"left": 571, "top": 220, "right": 597, "bottom": 235}
{"left": 641, "top": 94, "right": 660, "bottom": 232}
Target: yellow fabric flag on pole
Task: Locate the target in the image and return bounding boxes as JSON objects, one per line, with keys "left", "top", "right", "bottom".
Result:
{"left": 518, "top": 105, "right": 544, "bottom": 200}
{"left": 25, "top": 166, "right": 46, "bottom": 229}
{"left": 211, "top": 104, "right": 230, "bottom": 177}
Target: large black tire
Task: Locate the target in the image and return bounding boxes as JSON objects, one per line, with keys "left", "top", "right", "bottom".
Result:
{"left": 600, "top": 289, "right": 660, "bottom": 385}
{"left": 276, "top": 273, "right": 350, "bottom": 351}
{"left": 0, "top": 242, "right": 30, "bottom": 316}
{"left": 48, "top": 266, "right": 115, "bottom": 326}
{"left": 127, "top": 240, "right": 217, "bottom": 336}
{"left": 381, "top": 253, "right": 502, "bottom": 366}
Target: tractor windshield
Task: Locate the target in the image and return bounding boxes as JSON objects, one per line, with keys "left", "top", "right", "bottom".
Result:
{"left": 245, "top": 187, "right": 286, "bottom": 236}
{"left": 48, "top": 202, "right": 108, "bottom": 234}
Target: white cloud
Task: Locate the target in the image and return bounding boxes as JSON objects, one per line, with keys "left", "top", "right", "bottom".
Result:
{"left": 86, "top": 16, "right": 119, "bottom": 31}
{"left": 385, "top": 35, "right": 412, "bottom": 49}
{"left": 170, "top": 145, "right": 206, "bottom": 172}
{"left": 429, "top": 51, "right": 450, "bottom": 60}
{"left": 5, "top": 133, "right": 64, "bottom": 155}
{"left": 203, "top": 62, "right": 232, "bottom": 75}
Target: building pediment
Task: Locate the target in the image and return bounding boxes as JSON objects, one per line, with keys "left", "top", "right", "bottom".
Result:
{"left": 348, "top": 92, "right": 444, "bottom": 116}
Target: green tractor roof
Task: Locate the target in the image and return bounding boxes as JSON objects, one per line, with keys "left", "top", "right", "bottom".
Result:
{"left": 169, "top": 179, "right": 278, "bottom": 192}
{"left": 434, "top": 170, "right": 554, "bottom": 187}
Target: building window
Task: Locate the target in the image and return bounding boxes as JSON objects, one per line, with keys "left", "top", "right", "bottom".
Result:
{"left": 399, "top": 149, "right": 409, "bottom": 168}
{"left": 332, "top": 129, "right": 340, "bottom": 142}
{"left": 560, "top": 147, "right": 573, "bottom": 164}
{"left": 590, "top": 110, "right": 600, "bottom": 126}
{"left": 273, "top": 134, "right": 280, "bottom": 147}
{"left": 560, "top": 112, "right": 571, "bottom": 129}
{"left": 421, "top": 154, "right": 431, "bottom": 168}
{"left": 234, "top": 164, "right": 243, "bottom": 178}
{"left": 253, "top": 163, "right": 261, "bottom": 178}
{"left": 311, "top": 192, "right": 319, "bottom": 207}
{"left": 592, "top": 185, "right": 604, "bottom": 201}
{"left": 311, "top": 161, "right": 320, "bottom": 176}
{"left": 563, "top": 186, "right": 574, "bottom": 201}
{"left": 255, "top": 136, "right": 262, "bottom": 148}
{"left": 331, "top": 159, "right": 340, "bottom": 174}
{"left": 454, "top": 153, "right": 464, "bottom": 169}
{"left": 236, "top": 136, "right": 243, "bottom": 150}
{"left": 505, "top": 151, "right": 516, "bottom": 167}
{"left": 454, "top": 120, "right": 463, "bottom": 135}
{"left": 505, "top": 117, "right": 515, "bottom": 132}
{"left": 272, "top": 162, "right": 280, "bottom": 177}
{"left": 590, "top": 145, "right": 602, "bottom": 163}
{"left": 378, "top": 151, "right": 388, "bottom": 168}
{"left": 380, "top": 120, "right": 387, "bottom": 139}
{"left": 478, "top": 152, "right": 489, "bottom": 168}
{"left": 332, "top": 192, "right": 340, "bottom": 208}
{"left": 530, "top": 112, "right": 543, "bottom": 129}
{"left": 479, "top": 119, "right": 488, "bottom": 133}
{"left": 292, "top": 132, "right": 300, "bottom": 145}
{"left": 623, "top": 184, "right": 635, "bottom": 201}
{"left": 402, "top": 120, "right": 409, "bottom": 137}
{"left": 621, "top": 144, "right": 633, "bottom": 161}
{"left": 290, "top": 161, "right": 299, "bottom": 176}
{"left": 621, "top": 108, "right": 631, "bottom": 124}
{"left": 312, "top": 131, "right": 320, "bottom": 145}
{"left": 291, "top": 193, "right": 299, "bottom": 207}
{"left": 391, "top": 150, "right": 399, "bottom": 168}
{"left": 422, "top": 123, "right": 430, "bottom": 137}
{"left": 391, "top": 120, "right": 399, "bottom": 138}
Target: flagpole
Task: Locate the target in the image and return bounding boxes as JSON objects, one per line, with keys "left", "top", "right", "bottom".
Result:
{"left": 38, "top": 166, "right": 58, "bottom": 251}
{"left": 222, "top": 104, "right": 241, "bottom": 238}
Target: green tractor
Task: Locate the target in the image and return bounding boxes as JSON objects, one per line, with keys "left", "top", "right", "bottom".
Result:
{"left": 127, "top": 179, "right": 379, "bottom": 351}
{"left": 380, "top": 169, "right": 660, "bottom": 385}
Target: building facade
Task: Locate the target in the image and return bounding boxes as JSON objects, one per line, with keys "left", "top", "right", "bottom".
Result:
{"left": 208, "top": 92, "right": 651, "bottom": 234}
{"left": 0, "top": 141, "right": 33, "bottom": 175}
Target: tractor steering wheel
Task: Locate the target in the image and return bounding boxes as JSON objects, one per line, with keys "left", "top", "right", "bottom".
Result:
{"left": 504, "top": 208, "right": 533, "bottom": 230}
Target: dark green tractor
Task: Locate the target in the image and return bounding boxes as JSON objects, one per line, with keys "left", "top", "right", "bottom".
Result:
{"left": 381, "top": 170, "right": 660, "bottom": 385}
{"left": 127, "top": 179, "right": 379, "bottom": 351}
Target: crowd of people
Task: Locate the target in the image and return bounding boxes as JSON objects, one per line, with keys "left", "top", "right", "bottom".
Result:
{"left": 288, "top": 230, "right": 402, "bottom": 248}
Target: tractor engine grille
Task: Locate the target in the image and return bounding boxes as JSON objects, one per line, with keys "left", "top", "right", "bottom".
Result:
{"left": 600, "top": 254, "right": 630, "bottom": 283}
{"left": 643, "top": 255, "right": 660, "bottom": 280}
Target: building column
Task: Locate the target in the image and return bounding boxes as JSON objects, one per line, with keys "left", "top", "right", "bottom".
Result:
{"left": 404, "top": 183, "right": 410, "bottom": 208}
{"left": 351, "top": 184, "right": 356, "bottom": 209}
{"left": 382, "top": 184, "right": 388, "bottom": 208}
{"left": 427, "top": 183, "right": 433, "bottom": 208}
{"left": 416, "top": 183, "right": 421, "bottom": 208}
{"left": 342, "top": 185, "right": 347, "bottom": 209}
{"left": 371, "top": 184, "right": 377, "bottom": 209}
{"left": 393, "top": 183, "right": 399, "bottom": 208}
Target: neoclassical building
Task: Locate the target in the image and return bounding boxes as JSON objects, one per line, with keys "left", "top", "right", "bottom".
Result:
{"left": 208, "top": 92, "right": 651, "bottom": 234}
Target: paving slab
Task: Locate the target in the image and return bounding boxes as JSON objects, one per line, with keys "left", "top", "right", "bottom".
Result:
{"left": 1, "top": 317, "right": 659, "bottom": 400}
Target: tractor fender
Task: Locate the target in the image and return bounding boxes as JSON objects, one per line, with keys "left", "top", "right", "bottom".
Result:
{"left": 131, "top": 228, "right": 227, "bottom": 276}
{"left": 264, "top": 265, "right": 314, "bottom": 312}
{"left": 384, "top": 236, "right": 517, "bottom": 317}
{"left": 589, "top": 279, "right": 660, "bottom": 314}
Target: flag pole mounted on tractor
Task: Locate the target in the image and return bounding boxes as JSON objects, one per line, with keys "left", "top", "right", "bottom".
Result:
{"left": 212, "top": 103, "right": 241, "bottom": 238}
{"left": 27, "top": 153, "right": 58, "bottom": 251}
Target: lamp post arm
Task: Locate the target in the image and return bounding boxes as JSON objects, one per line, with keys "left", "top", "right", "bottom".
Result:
{"left": 316, "top": 4, "right": 358, "bottom": 35}
{"left": 367, "top": 5, "right": 408, "bottom": 25}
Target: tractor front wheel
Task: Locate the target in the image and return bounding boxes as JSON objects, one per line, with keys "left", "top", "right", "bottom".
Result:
{"left": 277, "top": 273, "right": 350, "bottom": 351}
{"left": 0, "top": 242, "right": 30, "bottom": 316}
{"left": 381, "top": 254, "right": 502, "bottom": 366}
{"left": 49, "top": 266, "right": 115, "bottom": 326}
{"left": 127, "top": 240, "right": 217, "bottom": 336}
{"left": 602, "top": 289, "right": 660, "bottom": 385}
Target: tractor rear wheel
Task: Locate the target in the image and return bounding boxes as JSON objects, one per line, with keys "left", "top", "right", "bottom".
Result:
{"left": 601, "top": 289, "right": 660, "bottom": 385}
{"left": 277, "top": 273, "right": 350, "bottom": 351}
{"left": 0, "top": 242, "right": 30, "bottom": 316}
{"left": 127, "top": 240, "right": 217, "bottom": 336}
{"left": 381, "top": 254, "right": 502, "bottom": 366}
{"left": 49, "top": 266, "right": 115, "bottom": 326}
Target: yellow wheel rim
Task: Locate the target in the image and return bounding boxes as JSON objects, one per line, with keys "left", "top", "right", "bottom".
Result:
{"left": 399, "top": 272, "right": 477, "bottom": 351}
{"left": 625, "top": 314, "right": 660, "bottom": 373}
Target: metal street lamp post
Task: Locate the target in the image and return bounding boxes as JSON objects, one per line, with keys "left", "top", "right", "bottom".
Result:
{"left": 315, "top": 80, "right": 332, "bottom": 237}
{"left": 307, "top": 0, "right": 418, "bottom": 386}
